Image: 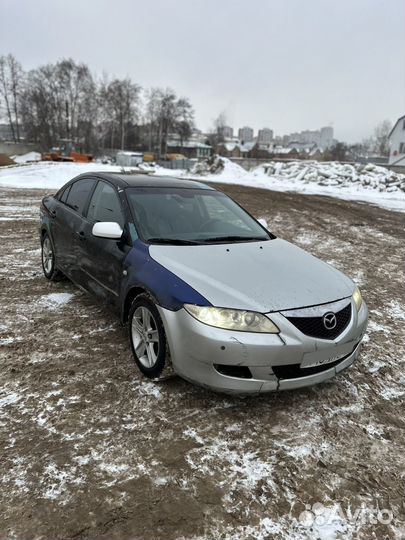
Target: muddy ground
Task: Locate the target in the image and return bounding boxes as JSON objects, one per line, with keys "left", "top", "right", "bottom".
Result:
{"left": 0, "top": 185, "right": 404, "bottom": 540}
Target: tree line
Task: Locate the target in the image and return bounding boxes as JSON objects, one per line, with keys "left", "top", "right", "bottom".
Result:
{"left": 0, "top": 54, "right": 194, "bottom": 156}
{"left": 0, "top": 53, "right": 393, "bottom": 161}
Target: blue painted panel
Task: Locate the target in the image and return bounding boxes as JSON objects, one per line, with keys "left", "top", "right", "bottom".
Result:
{"left": 123, "top": 240, "right": 211, "bottom": 310}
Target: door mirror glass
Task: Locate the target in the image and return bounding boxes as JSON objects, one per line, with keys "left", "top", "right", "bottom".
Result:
{"left": 92, "top": 222, "right": 123, "bottom": 239}
{"left": 257, "top": 218, "right": 268, "bottom": 229}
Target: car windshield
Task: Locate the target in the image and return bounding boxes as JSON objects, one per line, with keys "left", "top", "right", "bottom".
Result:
{"left": 126, "top": 187, "right": 273, "bottom": 244}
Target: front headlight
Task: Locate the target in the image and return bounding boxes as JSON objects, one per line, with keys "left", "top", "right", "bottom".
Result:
{"left": 353, "top": 286, "right": 363, "bottom": 311}
{"left": 184, "top": 304, "right": 279, "bottom": 333}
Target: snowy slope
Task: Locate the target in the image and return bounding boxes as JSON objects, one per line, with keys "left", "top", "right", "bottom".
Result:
{"left": 10, "top": 152, "right": 41, "bottom": 164}
{"left": 0, "top": 162, "right": 141, "bottom": 190}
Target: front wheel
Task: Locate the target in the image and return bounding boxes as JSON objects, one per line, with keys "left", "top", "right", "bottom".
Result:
{"left": 41, "top": 233, "right": 63, "bottom": 281}
{"left": 129, "top": 294, "right": 169, "bottom": 379}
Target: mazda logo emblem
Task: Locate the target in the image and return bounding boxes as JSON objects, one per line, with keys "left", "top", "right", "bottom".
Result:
{"left": 323, "top": 312, "right": 337, "bottom": 330}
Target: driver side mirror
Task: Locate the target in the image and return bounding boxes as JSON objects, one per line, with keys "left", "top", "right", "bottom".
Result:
{"left": 92, "top": 222, "right": 123, "bottom": 239}
{"left": 257, "top": 218, "right": 268, "bottom": 230}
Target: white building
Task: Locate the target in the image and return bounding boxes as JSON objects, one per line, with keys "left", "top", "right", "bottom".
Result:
{"left": 218, "top": 125, "right": 234, "bottom": 139}
{"left": 238, "top": 126, "right": 254, "bottom": 142}
{"left": 388, "top": 115, "right": 405, "bottom": 166}
{"left": 320, "top": 126, "right": 334, "bottom": 148}
{"left": 283, "top": 126, "right": 334, "bottom": 148}
{"left": 257, "top": 128, "right": 273, "bottom": 144}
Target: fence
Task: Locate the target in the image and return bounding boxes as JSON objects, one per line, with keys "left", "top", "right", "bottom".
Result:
{"left": 0, "top": 142, "right": 41, "bottom": 156}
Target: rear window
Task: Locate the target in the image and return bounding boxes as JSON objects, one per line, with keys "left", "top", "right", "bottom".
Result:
{"left": 66, "top": 179, "right": 96, "bottom": 215}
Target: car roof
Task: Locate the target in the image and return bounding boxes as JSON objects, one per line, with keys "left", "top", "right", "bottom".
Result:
{"left": 69, "top": 172, "right": 215, "bottom": 190}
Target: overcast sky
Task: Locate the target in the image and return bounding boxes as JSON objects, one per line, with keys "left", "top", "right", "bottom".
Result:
{"left": 1, "top": 0, "right": 404, "bottom": 142}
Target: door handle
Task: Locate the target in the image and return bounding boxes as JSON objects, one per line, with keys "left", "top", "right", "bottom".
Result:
{"left": 76, "top": 230, "right": 86, "bottom": 241}
{"left": 50, "top": 209, "right": 57, "bottom": 218}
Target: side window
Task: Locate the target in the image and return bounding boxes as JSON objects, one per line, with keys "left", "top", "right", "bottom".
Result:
{"left": 60, "top": 185, "right": 71, "bottom": 203}
{"left": 87, "top": 181, "right": 124, "bottom": 227}
{"left": 66, "top": 179, "right": 96, "bottom": 215}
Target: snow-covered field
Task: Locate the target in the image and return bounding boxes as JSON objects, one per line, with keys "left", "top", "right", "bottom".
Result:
{"left": 0, "top": 157, "right": 404, "bottom": 212}
{"left": 0, "top": 183, "right": 404, "bottom": 540}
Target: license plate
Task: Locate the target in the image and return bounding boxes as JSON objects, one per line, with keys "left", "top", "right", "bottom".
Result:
{"left": 303, "top": 354, "right": 344, "bottom": 369}
{"left": 301, "top": 340, "right": 356, "bottom": 370}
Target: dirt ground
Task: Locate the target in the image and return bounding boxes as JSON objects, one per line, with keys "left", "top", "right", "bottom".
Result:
{"left": 0, "top": 184, "right": 404, "bottom": 540}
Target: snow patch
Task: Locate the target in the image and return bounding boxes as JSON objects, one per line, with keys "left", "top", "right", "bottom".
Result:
{"left": 137, "top": 381, "right": 162, "bottom": 398}
{"left": 380, "top": 387, "right": 405, "bottom": 400}
{"left": 367, "top": 320, "right": 391, "bottom": 334}
{"left": 11, "top": 152, "right": 41, "bottom": 163}
{"left": 38, "top": 292, "right": 74, "bottom": 311}
{"left": 41, "top": 461, "right": 83, "bottom": 503}
{"left": 386, "top": 301, "right": 405, "bottom": 321}
{"left": 0, "top": 391, "right": 22, "bottom": 408}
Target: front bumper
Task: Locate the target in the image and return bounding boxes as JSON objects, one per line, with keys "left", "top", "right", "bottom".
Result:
{"left": 158, "top": 299, "right": 368, "bottom": 394}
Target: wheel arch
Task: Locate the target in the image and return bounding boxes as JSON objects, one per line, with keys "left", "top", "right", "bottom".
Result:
{"left": 122, "top": 285, "right": 160, "bottom": 324}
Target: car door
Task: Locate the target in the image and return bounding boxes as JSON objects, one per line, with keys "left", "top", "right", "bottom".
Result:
{"left": 49, "top": 183, "right": 72, "bottom": 270}
{"left": 54, "top": 178, "right": 96, "bottom": 280}
{"left": 76, "top": 180, "right": 130, "bottom": 307}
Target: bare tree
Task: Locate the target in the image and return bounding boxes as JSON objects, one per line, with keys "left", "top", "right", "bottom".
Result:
{"left": 174, "top": 97, "right": 194, "bottom": 150}
{"left": 0, "top": 54, "right": 24, "bottom": 142}
{"left": 144, "top": 87, "right": 161, "bottom": 153}
{"left": 214, "top": 111, "right": 227, "bottom": 138}
{"left": 325, "top": 141, "right": 348, "bottom": 162}
{"left": 144, "top": 88, "right": 194, "bottom": 157}
{"left": 206, "top": 111, "right": 227, "bottom": 149}
{"left": 8, "top": 55, "right": 23, "bottom": 141}
{"left": 0, "top": 56, "right": 15, "bottom": 141}
{"left": 100, "top": 78, "right": 140, "bottom": 150}
{"left": 157, "top": 88, "right": 177, "bottom": 157}
{"left": 373, "top": 119, "right": 392, "bottom": 156}
{"left": 21, "top": 59, "right": 97, "bottom": 151}
{"left": 11, "top": 54, "right": 197, "bottom": 157}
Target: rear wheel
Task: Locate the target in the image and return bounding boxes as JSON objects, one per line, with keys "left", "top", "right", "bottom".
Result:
{"left": 128, "top": 294, "right": 169, "bottom": 379}
{"left": 41, "top": 233, "right": 63, "bottom": 281}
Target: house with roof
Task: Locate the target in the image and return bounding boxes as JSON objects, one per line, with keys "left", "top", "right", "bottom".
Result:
{"left": 388, "top": 115, "right": 405, "bottom": 166}
{"left": 166, "top": 139, "right": 212, "bottom": 159}
{"left": 217, "top": 141, "right": 256, "bottom": 158}
{"left": 217, "top": 142, "right": 241, "bottom": 158}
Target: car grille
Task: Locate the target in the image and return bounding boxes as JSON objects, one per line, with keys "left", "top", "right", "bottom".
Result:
{"left": 285, "top": 303, "right": 352, "bottom": 340}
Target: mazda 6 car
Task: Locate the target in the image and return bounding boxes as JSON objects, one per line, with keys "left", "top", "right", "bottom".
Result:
{"left": 39, "top": 172, "right": 368, "bottom": 393}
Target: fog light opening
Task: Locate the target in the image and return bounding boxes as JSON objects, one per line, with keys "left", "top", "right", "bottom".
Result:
{"left": 214, "top": 364, "right": 252, "bottom": 379}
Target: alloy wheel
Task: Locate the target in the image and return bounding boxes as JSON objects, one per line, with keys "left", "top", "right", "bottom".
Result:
{"left": 131, "top": 306, "right": 160, "bottom": 368}
{"left": 42, "top": 236, "right": 54, "bottom": 274}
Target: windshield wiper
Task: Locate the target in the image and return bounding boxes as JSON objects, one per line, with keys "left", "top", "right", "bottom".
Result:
{"left": 146, "top": 237, "right": 202, "bottom": 245}
{"left": 201, "top": 235, "right": 269, "bottom": 243}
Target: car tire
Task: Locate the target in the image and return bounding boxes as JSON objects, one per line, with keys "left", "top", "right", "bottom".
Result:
{"left": 41, "top": 233, "right": 63, "bottom": 281}
{"left": 128, "top": 293, "right": 170, "bottom": 379}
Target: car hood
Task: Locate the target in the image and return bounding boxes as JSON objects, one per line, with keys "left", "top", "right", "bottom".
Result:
{"left": 149, "top": 238, "right": 354, "bottom": 312}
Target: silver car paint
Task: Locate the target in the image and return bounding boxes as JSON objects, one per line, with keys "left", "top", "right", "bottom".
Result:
{"left": 157, "top": 298, "right": 368, "bottom": 394}
{"left": 149, "top": 238, "right": 354, "bottom": 312}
